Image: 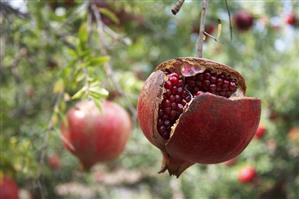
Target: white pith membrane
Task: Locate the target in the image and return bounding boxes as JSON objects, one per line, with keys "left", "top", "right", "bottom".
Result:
{"left": 156, "top": 66, "right": 245, "bottom": 143}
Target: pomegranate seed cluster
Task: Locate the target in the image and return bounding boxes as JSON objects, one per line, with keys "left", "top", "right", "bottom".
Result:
{"left": 157, "top": 69, "right": 238, "bottom": 139}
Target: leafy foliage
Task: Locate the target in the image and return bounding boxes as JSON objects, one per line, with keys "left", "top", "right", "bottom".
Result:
{"left": 1, "top": 0, "right": 299, "bottom": 199}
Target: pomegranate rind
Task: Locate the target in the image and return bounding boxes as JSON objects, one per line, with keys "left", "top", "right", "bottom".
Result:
{"left": 166, "top": 93, "right": 261, "bottom": 165}
{"left": 137, "top": 70, "right": 166, "bottom": 149}
{"left": 137, "top": 57, "right": 261, "bottom": 177}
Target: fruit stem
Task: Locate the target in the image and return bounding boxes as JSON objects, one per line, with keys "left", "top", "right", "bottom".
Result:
{"left": 196, "top": 0, "right": 209, "bottom": 58}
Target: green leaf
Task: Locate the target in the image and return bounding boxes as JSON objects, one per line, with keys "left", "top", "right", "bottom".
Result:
{"left": 78, "top": 23, "right": 88, "bottom": 49}
{"left": 89, "top": 87, "right": 109, "bottom": 98}
{"left": 71, "top": 87, "right": 86, "bottom": 100}
{"left": 86, "top": 56, "right": 110, "bottom": 67}
{"left": 53, "top": 78, "right": 64, "bottom": 93}
{"left": 92, "top": 98, "right": 102, "bottom": 110}
{"left": 99, "top": 8, "right": 119, "bottom": 24}
{"left": 67, "top": 48, "right": 77, "bottom": 58}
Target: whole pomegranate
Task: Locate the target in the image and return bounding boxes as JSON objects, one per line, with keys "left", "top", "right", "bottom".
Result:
{"left": 61, "top": 100, "right": 131, "bottom": 170}
{"left": 255, "top": 124, "right": 266, "bottom": 139}
{"left": 0, "top": 175, "right": 19, "bottom": 199}
{"left": 137, "top": 57, "right": 261, "bottom": 177}
{"left": 233, "top": 10, "right": 254, "bottom": 31}
{"left": 238, "top": 166, "right": 257, "bottom": 184}
{"left": 48, "top": 154, "right": 61, "bottom": 170}
{"left": 285, "top": 14, "right": 298, "bottom": 26}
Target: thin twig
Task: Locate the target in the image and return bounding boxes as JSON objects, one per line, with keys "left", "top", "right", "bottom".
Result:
{"left": 90, "top": 3, "right": 136, "bottom": 120}
{"left": 196, "top": 0, "right": 209, "bottom": 58}
{"left": 171, "top": 0, "right": 185, "bottom": 15}
{"left": 224, "top": 0, "right": 233, "bottom": 40}
{"left": 204, "top": 31, "right": 218, "bottom": 42}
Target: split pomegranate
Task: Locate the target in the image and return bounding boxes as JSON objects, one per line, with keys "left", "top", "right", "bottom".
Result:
{"left": 238, "top": 166, "right": 257, "bottom": 184}
{"left": 137, "top": 57, "right": 261, "bottom": 177}
{"left": 255, "top": 124, "right": 266, "bottom": 139}
{"left": 233, "top": 10, "right": 254, "bottom": 31}
{"left": 61, "top": 100, "right": 131, "bottom": 170}
{"left": 0, "top": 175, "right": 19, "bottom": 199}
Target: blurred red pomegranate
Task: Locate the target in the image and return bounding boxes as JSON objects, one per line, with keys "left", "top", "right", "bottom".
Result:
{"left": 285, "top": 14, "right": 298, "bottom": 26}
{"left": 0, "top": 175, "right": 19, "bottom": 199}
{"left": 233, "top": 10, "right": 254, "bottom": 31}
{"left": 238, "top": 166, "right": 257, "bottom": 184}
{"left": 61, "top": 100, "right": 131, "bottom": 170}
{"left": 48, "top": 154, "right": 61, "bottom": 170}
{"left": 255, "top": 124, "right": 266, "bottom": 139}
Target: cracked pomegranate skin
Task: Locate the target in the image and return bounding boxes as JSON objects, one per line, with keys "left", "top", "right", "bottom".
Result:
{"left": 137, "top": 57, "right": 261, "bottom": 177}
{"left": 61, "top": 100, "right": 131, "bottom": 170}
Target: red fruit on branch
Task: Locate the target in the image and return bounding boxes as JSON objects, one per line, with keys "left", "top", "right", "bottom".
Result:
{"left": 0, "top": 175, "right": 19, "bottom": 199}
{"left": 48, "top": 154, "right": 61, "bottom": 170}
{"left": 285, "top": 14, "right": 298, "bottom": 26}
{"left": 233, "top": 10, "right": 254, "bottom": 31}
{"left": 255, "top": 124, "right": 266, "bottom": 139}
{"left": 238, "top": 166, "right": 257, "bottom": 184}
{"left": 137, "top": 57, "right": 261, "bottom": 177}
{"left": 61, "top": 100, "right": 131, "bottom": 170}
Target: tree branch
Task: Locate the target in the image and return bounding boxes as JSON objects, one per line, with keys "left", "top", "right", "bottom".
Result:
{"left": 90, "top": 3, "right": 137, "bottom": 120}
{"left": 171, "top": 0, "right": 185, "bottom": 15}
{"left": 224, "top": 0, "right": 233, "bottom": 40}
{"left": 196, "top": 0, "right": 209, "bottom": 58}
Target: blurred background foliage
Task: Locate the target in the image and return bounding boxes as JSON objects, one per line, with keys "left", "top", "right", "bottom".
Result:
{"left": 1, "top": 0, "right": 299, "bottom": 199}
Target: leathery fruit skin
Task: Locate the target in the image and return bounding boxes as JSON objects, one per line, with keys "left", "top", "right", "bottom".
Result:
{"left": 0, "top": 175, "right": 19, "bottom": 199}
{"left": 61, "top": 100, "right": 131, "bottom": 170}
{"left": 137, "top": 57, "right": 261, "bottom": 177}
